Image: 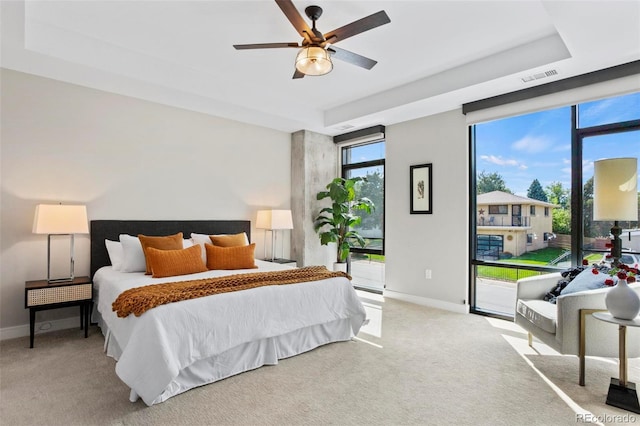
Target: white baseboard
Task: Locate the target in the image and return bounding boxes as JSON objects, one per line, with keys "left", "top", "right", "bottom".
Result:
{"left": 383, "top": 289, "right": 470, "bottom": 314}
{"left": 0, "top": 317, "right": 81, "bottom": 342}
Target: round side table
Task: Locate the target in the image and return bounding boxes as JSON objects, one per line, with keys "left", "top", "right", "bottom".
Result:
{"left": 592, "top": 312, "right": 640, "bottom": 414}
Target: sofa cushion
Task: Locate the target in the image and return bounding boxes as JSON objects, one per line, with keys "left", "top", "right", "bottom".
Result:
{"left": 560, "top": 267, "right": 615, "bottom": 296}
{"left": 517, "top": 299, "right": 557, "bottom": 334}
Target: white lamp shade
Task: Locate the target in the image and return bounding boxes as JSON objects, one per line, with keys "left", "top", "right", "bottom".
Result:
{"left": 256, "top": 209, "right": 293, "bottom": 230}
{"left": 295, "top": 46, "right": 332, "bottom": 76}
{"left": 33, "top": 204, "right": 89, "bottom": 234}
{"left": 593, "top": 158, "right": 638, "bottom": 221}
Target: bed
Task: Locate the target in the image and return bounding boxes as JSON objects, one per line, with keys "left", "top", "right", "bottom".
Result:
{"left": 90, "top": 220, "right": 367, "bottom": 406}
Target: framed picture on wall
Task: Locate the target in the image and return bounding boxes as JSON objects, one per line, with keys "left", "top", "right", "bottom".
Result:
{"left": 410, "top": 163, "right": 432, "bottom": 214}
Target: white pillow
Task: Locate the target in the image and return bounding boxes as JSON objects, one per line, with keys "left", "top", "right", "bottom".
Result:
{"left": 105, "top": 239, "right": 123, "bottom": 271}
{"left": 119, "top": 234, "right": 146, "bottom": 273}
{"left": 191, "top": 233, "right": 211, "bottom": 262}
{"left": 183, "top": 239, "right": 194, "bottom": 248}
{"left": 190, "top": 232, "right": 249, "bottom": 262}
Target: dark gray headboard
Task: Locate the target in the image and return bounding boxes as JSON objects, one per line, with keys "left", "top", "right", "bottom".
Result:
{"left": 90, "top": 220, "right": 251, "bottom": 278}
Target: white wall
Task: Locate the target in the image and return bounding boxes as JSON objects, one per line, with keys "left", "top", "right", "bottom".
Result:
{"left": 0, "top": 69, "right": 291, "bottom": 335}
{"left": 385, "top": 110, "right": 469, "bottom": 313}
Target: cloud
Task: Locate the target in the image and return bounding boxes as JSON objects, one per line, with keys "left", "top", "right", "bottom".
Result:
{"left": 512, "top": 135, "right": 552, "bottom": 154}
{"left": 480, "top": 155, "right": 520, "bottom": 167}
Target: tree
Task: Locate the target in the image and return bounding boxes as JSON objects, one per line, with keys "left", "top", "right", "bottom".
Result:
{"left": 552, "top": 208, "right": 571, "bottom": 234}
{"left": 477, "top": 170, "right": 512, "bottom": 194}
{"left": 546, "top": 181, "right": 569, "bottom": 209}
{"left": 582, "top": 176, "right": 601, "bottom": 237}
{"left": 527, "top": 179, "right": 548, "bottom": 202}
{"left": 354, "top": 171, "right": 383, "bottom": 231}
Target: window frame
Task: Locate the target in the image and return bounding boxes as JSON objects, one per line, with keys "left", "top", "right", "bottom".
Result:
{"left": 489, "top": 205, "right": 508, "bottom": 215}
{"left": 468, "top": 92, "right": 640, "bottom": 320}
{"left": 340, "top": 140, "right": 386, "bottom": 256}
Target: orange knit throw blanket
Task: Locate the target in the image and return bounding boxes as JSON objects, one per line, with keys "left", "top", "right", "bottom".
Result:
{"left": 112, "top": 266, "right": 350, "bottom": 318}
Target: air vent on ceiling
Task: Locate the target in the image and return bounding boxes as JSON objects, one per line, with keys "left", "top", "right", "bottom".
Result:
{"left": 521, "top": 69, "right": 558, "bottom": 83}
{"left": 334, "top": 124, "right": 355, "bottom": 131}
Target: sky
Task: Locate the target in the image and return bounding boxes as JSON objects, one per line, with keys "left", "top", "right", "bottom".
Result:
{"left": 343, "top": 92, "right": 639, "bottom": 198}
{"left": 475, "top": 91, "right": 640, "bottom": 197}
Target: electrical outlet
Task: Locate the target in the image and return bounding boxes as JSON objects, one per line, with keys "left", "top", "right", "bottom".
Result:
{"left": 425, "top": 269, "right": 432, "bottom": 279}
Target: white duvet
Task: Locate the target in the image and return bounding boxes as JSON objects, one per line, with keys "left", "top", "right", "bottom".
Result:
{"left": 95, "top": 260, "right": 366, "bottom": 405}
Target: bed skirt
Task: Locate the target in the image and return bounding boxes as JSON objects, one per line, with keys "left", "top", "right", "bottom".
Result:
{"left": 98, "top": 314, "right": 356, "bottom": 405}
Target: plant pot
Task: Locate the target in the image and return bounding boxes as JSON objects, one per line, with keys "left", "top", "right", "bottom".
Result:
{"left": 605, "top": 278, "right": 640, "bottom": 320}
{"left": 333, "top": 262, "right": 347, "bottom": 273}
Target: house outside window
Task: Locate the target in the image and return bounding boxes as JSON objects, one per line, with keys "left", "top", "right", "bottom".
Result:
{"left": 477, "top": 191, "right": 555, "bottom": 255}
{"left": 530, "top": 205, "right": 536, "bottom": 216}
{"left": 544, "top": 207, "right": 549, "bottom": 217}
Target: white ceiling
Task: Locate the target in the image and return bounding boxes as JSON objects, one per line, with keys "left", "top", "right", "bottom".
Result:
{"left": 2, "top": 1, "right": 639, "bottom": 135}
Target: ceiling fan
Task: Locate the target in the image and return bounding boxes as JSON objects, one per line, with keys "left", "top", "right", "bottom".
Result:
{"left": 233, "top": 0, "right": 390, "bottom": 79}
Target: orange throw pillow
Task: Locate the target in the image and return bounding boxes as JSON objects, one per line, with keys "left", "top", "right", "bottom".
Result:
{"left": 146, "top": 245, "right": 207, "bottom": 278}
{"left": 139, "top": 232, "right": 184, "bottom": 274}
{"left": 205, "top": 243, "right": 257, "bottom": 270}
{"left": 209, "top": 233, "right": 248, "bottom": 247}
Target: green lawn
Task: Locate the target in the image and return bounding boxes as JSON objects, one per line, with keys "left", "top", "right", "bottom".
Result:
{"left": 502, "top": 247, "right": 565, "bottom": 263}
{"left": 477, "top": 265, "right": 541, "bottom": 282}
{"left": 478, "top": 247, "right": 578, "bottom": 282}
{"left": 351, "top": 253, "right": 385, "bottom": 263}
{"left": 352, "top": 247, "right": 600, "bottom": 281}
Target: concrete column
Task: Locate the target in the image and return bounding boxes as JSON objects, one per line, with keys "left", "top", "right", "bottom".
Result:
{"left": 291, "top": 129, "right": 337, "bottom": 267}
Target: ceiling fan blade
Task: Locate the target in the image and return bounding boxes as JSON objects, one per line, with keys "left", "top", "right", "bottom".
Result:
{"left": 324, "top": 10, "right": 390, "bottom": 44}
{"left": 234, "top": 42, "right": 300, "bottom": 50}
{"left": 327, "top": 46, "right": 377, "bottom": 70}
{"left": 292, "top": 69, "right": 305, "bottom": 79}
{"left": 275, "top": 0, "right": 313, "bottom": 39}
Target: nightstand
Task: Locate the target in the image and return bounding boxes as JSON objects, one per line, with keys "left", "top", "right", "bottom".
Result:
{"left": 25, "top": 276, "right": 93, "bottom": 348}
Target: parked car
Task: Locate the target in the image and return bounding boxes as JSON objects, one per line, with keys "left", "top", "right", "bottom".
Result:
{"left": 601, "top": 252, "right": 640, "bottom": 268}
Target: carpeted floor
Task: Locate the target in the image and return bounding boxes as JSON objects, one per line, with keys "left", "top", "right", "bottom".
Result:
{"left": 1, "top": 296, "right": 638, "bottom": 425}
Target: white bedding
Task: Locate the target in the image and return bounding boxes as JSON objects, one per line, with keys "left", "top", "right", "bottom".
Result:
{"left": 95, "top": 260, "right": 366, "bottom": 405}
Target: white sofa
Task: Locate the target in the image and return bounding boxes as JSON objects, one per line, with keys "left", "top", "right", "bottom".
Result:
{"left": 515, "top": 272, "right": 640, "bottom": 385}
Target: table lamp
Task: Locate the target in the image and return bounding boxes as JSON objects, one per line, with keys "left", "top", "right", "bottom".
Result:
{"left": 33, "top": 204, "right": 89, "bottom": 283}
{"left": 256, "top": 209, "right": 293, "bottom": 261}
{"left": 593, "top": 158, "right": 638, "bottom": 266}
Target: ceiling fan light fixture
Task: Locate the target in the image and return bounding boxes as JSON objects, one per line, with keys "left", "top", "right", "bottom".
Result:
{"left": 295, "top": 46, "right": 332, "bottom": 76}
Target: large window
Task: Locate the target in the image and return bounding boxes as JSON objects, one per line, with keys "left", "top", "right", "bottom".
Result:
{"left": 470, "top": 91, "right": 640, "bottom": 317}
{"left": 341, "top": 140, "right": 385, "bottom": 254}
{"left": 340, "top": 139, "right": 385, "bottom": 293}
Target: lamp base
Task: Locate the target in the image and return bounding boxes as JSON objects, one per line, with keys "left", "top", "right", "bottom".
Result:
{"left": 269, "top": 258, "right": 296, "bottom": 265}
{"left": 47, "top": 276, "right": 75, "bottom": 285}
{"left": 606, "top": 379, "right": 640, "bottom": 414}
{"left": 610, "top": 221, "right": 623, "bottom": 267}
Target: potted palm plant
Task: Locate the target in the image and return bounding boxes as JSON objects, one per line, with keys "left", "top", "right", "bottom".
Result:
{"left": 313, "top": 177, "right": 375, "bottom": 270}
